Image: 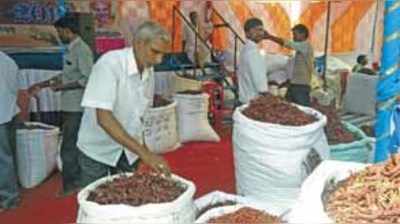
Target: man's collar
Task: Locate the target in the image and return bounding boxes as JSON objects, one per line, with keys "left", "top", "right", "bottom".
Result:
{"left": 127, "top": 48, "right": 153, "bottom": 81}
{"left": 67, "top": 36, "right": 80, "bottom": 51}
{"left": 246, "top": 39, "right": 258, "bottom": 47}
{"left": 127, "top": 47, "right": 139, "bottom": 76}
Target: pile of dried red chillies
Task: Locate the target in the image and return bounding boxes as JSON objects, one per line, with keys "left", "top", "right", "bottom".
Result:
{"left": 87, "top": 172, "right": 185, "bottom": 206}
{"left": 207, "top": 207, "right": 281, "bottom": 224}
{"left": 312, "top": 102, "right": 355, "bottom": 144}
{"left": 243, "top": 93, "right": 316, "bottom": 126}
{"left": 326, "top": 154, "right": 400, "bottom": 224}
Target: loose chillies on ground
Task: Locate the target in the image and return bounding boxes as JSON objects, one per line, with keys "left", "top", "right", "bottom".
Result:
{"left": 312, "top": 102, "right": 356, "bottom": 144}
{"left": 243, "top": 94, "right": 316, "bottom": 126}
{"left": 207, "top": 207, "right": 281, "bottom": 224}
{"left": 326, "top": 154, "right": 400, "bottom": 224}
{"left": 87, "top": 172, "right": 186, "bottom": 206}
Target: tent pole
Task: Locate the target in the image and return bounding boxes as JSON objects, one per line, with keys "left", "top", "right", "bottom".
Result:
{"left": 322, "top": 0, "right": 332, "bottom": 90}
{"left": 370, "top": 0, "right": 380, "bottom": 54}
{"left": 375, "top": 0, "right": 400, "bottom": 162}
{"left": 172, "top": 6, "right": 176, "bottom": 51}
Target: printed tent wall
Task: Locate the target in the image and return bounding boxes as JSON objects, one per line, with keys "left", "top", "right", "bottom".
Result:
{"left": 0, "top": 0, "right": 383, "bottom": 58}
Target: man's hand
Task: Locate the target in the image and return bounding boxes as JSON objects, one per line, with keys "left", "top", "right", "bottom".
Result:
{"left": 27, "top": 84, "right": 42, "bottom": 96}
{"left": 50, "top": 83, "right": 63, "bottom": 92}
{"left": 141, "top": 151, "right": 171, "bottom": 177}
{"left": 263, "top": 30, "right": 271, "bottom": 39}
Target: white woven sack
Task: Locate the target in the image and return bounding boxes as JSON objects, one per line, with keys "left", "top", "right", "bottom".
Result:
{"left": 194, "top": 191, "right": 286, "bottom": 218}
{"left": 173, "top": 75, "right": 202, "bottom": 93}
{"left": 286, "top": 160, "right": 367, "bottom": 224}
{"left": 196, "top": 203, "right": 282, "bottom": 223}
{"left": 174, "top": 93, "right": 220, "bottom": 143}
{"left": 343, "top": 73, "right": 377, "bottom": 116}
{"left": 77, "top": 173, "right": 196, "bottom": 224}
{"left": 16, "top": 122, "right": 59, "bottom": 188}
{"left": 143, "top": 101, "right": 181, "bottom": 154}
{"left": 233, "top": 105, "right": 329, "bottom": 211}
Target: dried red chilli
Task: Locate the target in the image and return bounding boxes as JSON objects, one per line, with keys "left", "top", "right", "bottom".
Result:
{"left": 153, "top": 94, "right": 172, "bottom": 108}
{"left": 207, "top": 207, "right": 281, "bottom": 224}
{"left": 87, "top": 172, "right": 186, "bottom": 206}
{"left": 312, "top": 102, "right": 356, "bottom": 144}
{"left": 326, "top": 154, "right": 400, "bottom": 224}
{"left": 242, "top": 93, "right": 316, "bottom": 126}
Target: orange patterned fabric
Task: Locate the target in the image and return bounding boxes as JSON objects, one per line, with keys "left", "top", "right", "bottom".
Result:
{"left": 210, "top": 10, "right": 228, "bottom": 51}
{"left": 331, "top": 0, "right": 375, "bottom": 53}
{"left": 228, "top": 0, "right": 253, "bottom": 27}
{"left": 263, "top": 3, "right": 291, "bottom": 53}
{"left": 147, "top": 0, "right": 182, "bottom": 52}
{"left": 300, "top": 2, "right": 327, "bottom": 34}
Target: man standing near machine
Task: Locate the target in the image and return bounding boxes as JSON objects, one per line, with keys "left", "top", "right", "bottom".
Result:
{"left": 30, "top": 13, "right": 94, "bottom": 196}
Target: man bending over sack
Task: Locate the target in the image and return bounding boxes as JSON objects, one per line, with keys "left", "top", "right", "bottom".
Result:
{"left": 76, "top": 21, "right": 171, "bottom": 187}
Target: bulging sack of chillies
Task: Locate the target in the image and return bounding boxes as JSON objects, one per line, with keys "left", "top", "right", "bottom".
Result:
{"left": 76, "top": 172, "right": 196, "bottom": 224}
{"left": 194, "top": 191, "right": 285, "bottom": 220}
{"left": 329, "top": 122, "right": 373, "bottom": 163}
{"left": 232, "top": 94, "right": 330, "bottom": 211}
{"left": 195, "top": 204, "right": 283, "bottom": 224}
{"left": 287, "top": 160, "right": 368, "bottom": 223}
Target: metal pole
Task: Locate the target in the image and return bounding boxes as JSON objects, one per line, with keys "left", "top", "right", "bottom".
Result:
{"left": 370, "top": 0, "right": 380, "bottom": 54}
{"left": 194, "top": 28, "right": 198, "bottom": 77}
{"left": 375, "top": 0, "right": 400, "bottom": 162}
{"left": 234, "top": 36, "right": 238, "bottom": 74}
{"left": 172, "top": 6, "right": 176, "bottom": 51}
{"left": 322, "top": 0, "right": 332, "bottom": 90}
{"left": 211, "top": 7, "right": 245, "bottom": 44}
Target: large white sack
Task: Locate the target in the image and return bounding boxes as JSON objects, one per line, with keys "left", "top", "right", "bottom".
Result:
{"left": 174, "top": 93, "right": 220, "bottom": 143}
{"left": 16, "top": 122, "right": 59, "bottom": 188}
{"left": 195, "top": 191, "right": 240, "bottom": 214}
{"left": 143, "top": 101, "right": 181, "bottom": 154}
{"left": 343, "top": 73, "right": 377, "bottom": 116}
{"left": 233, "top": 105, "right": 329, "bottom": 211}
{"left": 286, "top": 160, "right": 367, "bottom": 224}
{"left": 77, "top": 173, "right": 196, "bottom": 224}
{"left": 173, "top": 75, "right": 202, "bottom": 93}
{"left": 195, "top": 191, "right": 285, "bottom": 218}
{"left": 196, "top": 203, "right": 282, "bottom": 223}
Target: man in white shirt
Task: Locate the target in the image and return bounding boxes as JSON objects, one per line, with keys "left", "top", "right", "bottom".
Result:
{"left": 238, "top": 18, "right": 268, "bottom": 104}
{"left": 0, "top": 51, "right": 20, "bottom": 212}
{"left": 29, "top": 13, "right": 94, "bottom": 195}
{"left": 77, "top": 21, "right": 171, "bottom": 187}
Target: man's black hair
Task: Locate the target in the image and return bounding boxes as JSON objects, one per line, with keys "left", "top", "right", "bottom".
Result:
{"left": 357, "top": 54, "right": 367, "bottom": 64}
{"left": 54, "top": 13, "right": 80, "bottom": 35}
{"left": 292, "top": 24, "right": 309, "bottom": 39}
{"left": 244, "top": 18, "right": 263, "bottom": 33}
